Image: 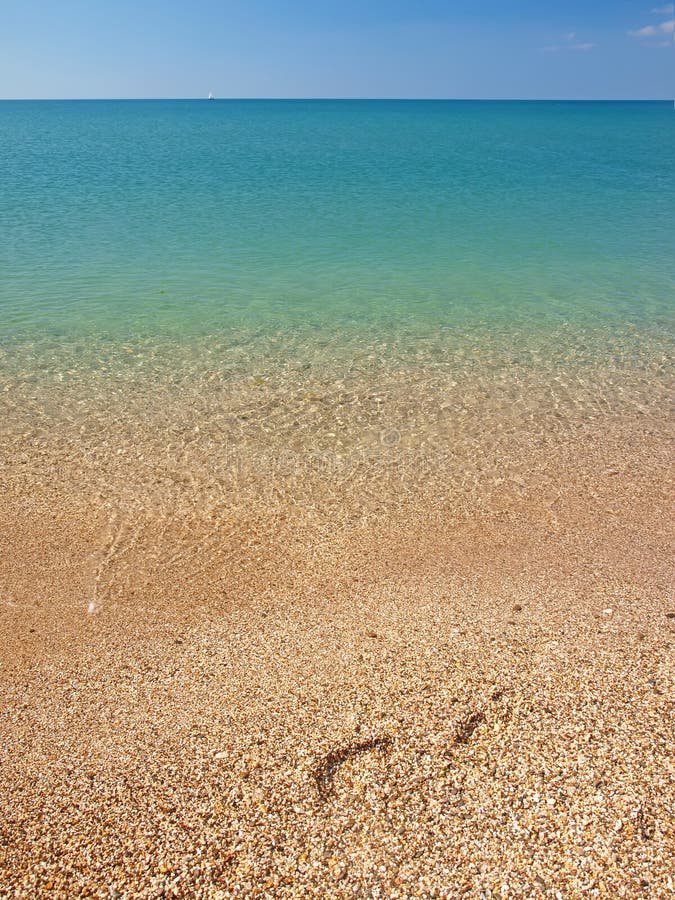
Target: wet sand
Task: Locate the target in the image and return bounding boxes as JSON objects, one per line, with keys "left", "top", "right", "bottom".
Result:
{"left": 1, "top": 335, "right": 673, "bottom": 897}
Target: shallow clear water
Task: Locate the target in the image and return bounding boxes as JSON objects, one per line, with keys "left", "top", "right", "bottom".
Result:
{"left": 1, "top": 100, "right": 673, "bottom": 515}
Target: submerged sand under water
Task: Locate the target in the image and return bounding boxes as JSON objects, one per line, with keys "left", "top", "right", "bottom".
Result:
{"left": 0, "top": 323, "right": 673, "bottom": 897}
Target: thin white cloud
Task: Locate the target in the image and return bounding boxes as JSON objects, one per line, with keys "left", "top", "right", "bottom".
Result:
{"left": 628, "top": 17, "right": 675, "bottom": 40}
{"left": 630, "top": 24, "right": 658, "bottom": 37}
{"left": 541, "top": 32, "right": 595, "bottom": 52}
{"left": 650, "top": 4, "right": 674, "bottom": 15}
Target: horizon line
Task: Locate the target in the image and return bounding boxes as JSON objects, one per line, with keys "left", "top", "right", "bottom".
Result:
{"left": 0, "top": 96, "right": 673, "bottom": 103}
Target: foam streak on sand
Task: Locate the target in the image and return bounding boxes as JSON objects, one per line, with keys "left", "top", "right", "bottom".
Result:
{"left": 0, "top": 322, "right": 673, "bottom": 897}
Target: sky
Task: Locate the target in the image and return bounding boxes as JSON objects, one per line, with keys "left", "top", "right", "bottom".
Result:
{"left": 0, "top": 1, "right": 673, "bottom": 99}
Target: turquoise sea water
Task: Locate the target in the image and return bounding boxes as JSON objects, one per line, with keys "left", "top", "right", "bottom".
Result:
{"left": 1, "top": 100, "right": 673, "bottom": 342}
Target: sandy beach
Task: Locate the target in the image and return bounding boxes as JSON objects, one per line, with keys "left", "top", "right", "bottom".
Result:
{"left": 1, "top": 403, "right": 673, "bottom": 897}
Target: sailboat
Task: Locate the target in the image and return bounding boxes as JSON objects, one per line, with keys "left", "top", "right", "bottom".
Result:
{"left": 208, "top": 91, "right": 214, "bottom": 100}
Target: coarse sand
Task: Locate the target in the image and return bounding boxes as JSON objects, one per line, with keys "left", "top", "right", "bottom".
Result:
{"left": 0, "top": 413, "right": 673, "bottom": 898}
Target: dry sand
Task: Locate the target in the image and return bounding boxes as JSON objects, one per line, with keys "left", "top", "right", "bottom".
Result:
{"left": 0, "top": 348, "right": 673, "bottom": 897}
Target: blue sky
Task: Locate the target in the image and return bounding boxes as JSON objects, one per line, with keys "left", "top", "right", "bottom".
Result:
{"left": 1, "top": 1, "right": 673, "bottom": 99}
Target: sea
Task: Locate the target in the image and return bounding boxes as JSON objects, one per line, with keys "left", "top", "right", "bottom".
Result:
{"left": 1, "top": 100, "right": 673, "bottom": 523}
